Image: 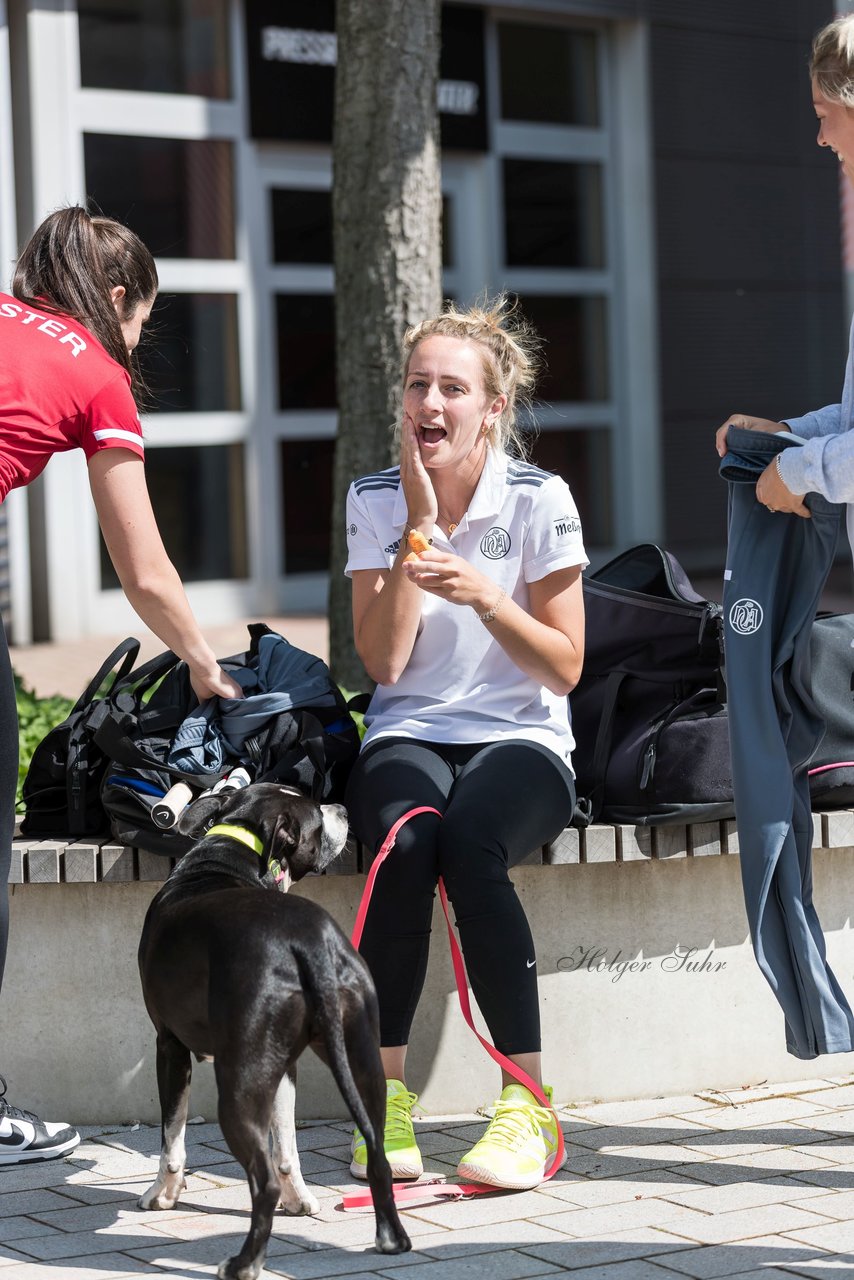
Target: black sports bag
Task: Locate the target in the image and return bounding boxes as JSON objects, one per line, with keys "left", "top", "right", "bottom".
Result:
{"left": 96, "top": 623, "right": 362, "bottom": 857}
{"left": 570, "top": 544, "right": 733, "bottom": 827}
{"left": 807, "top": 613, "right": 854, "bottom": 808}
{"left": 20, "top": 637, "right": 140, "bottom": 837}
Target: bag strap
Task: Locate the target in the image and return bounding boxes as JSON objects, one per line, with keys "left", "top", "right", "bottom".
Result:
{"left": 584, "top": 670, "right": 627, "bottom": 825}
{"left": 110, "top": 648, "right": 183, "bottom": 712}
{"left": 93, "top": 711, "right": 217, "bottom": 787}
{"left": 70, "top": 638, "right": 140, "bottom": 715}
{"left": 247, "top": 621, "right": 276, "bottom": 656}
{"left": 60, "top": 640, "right": 141, "bottom": 833}
{"left": 300, "top": 710, "right": 327, "bottom": 799}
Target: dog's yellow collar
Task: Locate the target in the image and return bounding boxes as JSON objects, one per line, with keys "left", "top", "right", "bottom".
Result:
{"left": 206, "top": 823, "right": 264, "bottom": 857}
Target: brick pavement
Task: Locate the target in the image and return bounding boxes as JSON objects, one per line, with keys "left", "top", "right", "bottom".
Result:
{"left": 3, "top": 1077, "right": 854, "bottom": 1278}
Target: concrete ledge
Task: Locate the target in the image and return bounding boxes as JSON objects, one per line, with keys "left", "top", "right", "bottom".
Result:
{"left": 16, "top": 810, "right": 845, "bottom": 882}
{"left": 6, "top": 815, "right": 854, "bottom": 1125}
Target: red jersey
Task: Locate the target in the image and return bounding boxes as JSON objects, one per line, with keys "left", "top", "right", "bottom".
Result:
{"left": 0, "top": 292, "right": 145, "bottom": 502}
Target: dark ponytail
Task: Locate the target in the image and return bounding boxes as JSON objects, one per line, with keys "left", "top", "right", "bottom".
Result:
{"left": 12, "top": 206, "right": 158, "bottom": 402}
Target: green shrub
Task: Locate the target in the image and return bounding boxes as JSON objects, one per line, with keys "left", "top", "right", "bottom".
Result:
{"left": 340, "top": 688, "right": 367, "bottom": 740}
{"left": 14, "top": 672, "right": 72, "bottom": 813}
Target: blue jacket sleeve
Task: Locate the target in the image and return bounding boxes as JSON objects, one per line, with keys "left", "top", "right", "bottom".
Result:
{"left": 778, "top": 410, "right": 854, "bottom": 502}
{"left": 782, "top": 404, "right": 842, "bottom": 440}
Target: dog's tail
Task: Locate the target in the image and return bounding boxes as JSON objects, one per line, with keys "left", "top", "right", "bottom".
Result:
{"left": 296, "top": 935, "right": 382, "bottom": 1143}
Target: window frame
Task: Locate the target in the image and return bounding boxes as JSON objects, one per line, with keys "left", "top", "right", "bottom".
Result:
{"left": 26, "top": 0, "right": 259, "bottom": 637}
{"left": 485, "top": 6, "right": 662, "bottom": 557}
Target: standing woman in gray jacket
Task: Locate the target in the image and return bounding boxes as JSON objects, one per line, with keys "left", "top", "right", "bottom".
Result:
{"left": 713, "top": 16, "right": 854, "bottom": 1062}
{"left": 716, "top": 14, "right": 854, "bottom": 543}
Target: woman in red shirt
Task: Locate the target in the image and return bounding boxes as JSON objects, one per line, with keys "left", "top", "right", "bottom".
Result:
{"left": 0, "top": 206, "right": 242, "bottom": 1165}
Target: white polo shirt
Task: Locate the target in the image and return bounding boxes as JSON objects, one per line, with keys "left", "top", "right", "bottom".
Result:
{"left": 345, "top": 447, "right": 588, "bottom": 770}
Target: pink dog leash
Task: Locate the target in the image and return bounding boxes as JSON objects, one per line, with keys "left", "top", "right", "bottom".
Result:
{"left": 341, "top": 805, "right": 565, "bottom": 1209}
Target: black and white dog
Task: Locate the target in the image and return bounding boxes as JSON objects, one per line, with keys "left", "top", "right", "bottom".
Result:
{"left": 137, "top": 783, "right": 411, "bottom": 1280}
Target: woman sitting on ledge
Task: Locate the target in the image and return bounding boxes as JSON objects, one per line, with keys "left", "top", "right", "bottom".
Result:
{"left": 344, "top": 296, "right": 586, "bottom": 1190}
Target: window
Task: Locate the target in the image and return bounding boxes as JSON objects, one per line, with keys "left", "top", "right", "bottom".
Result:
{"left": 268, "top": 188, "right": 452, "bottom": 270}
{"left": 275, "top": 294, "right": 336, "bottom": 411}
{"left": 498, "top": 24, "right": 598, "bottom": 126}
{"left": 100, "top": 444, "right": 248, "bottom": 585}
{"left": 530, "top": 428, "right": 612, "bottom": 546}
{"left": 503, "top": 159, "right": 604, "bottom": 269}
{"left": 493, "top": 20, "right": 620, "bottom": 547}
{"left": 138, "top": 294, "right": 242, "bottom": 413}
{"left": 519, "top": 294, "right": 609, "bottom": 403}
{"left": 85, "top": 135, "right": 235, "bottom": 259}
{"left": 77, "top": 0, "right": 230, "bottom": 98}
{"left": 280, "top": 439, "right": 334, "bottom": 574}
{"left": 271, "top": 189, "right": 332, "bottom": 265}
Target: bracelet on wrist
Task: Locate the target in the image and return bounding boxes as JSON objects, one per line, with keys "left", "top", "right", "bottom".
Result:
{"left": 479, "top": 587, "right": 507, "bottom": 625}
{"left": 402, "top": 524, "right": 433, "bottom": 551}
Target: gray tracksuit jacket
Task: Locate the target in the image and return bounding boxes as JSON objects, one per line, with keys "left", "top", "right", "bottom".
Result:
{"left": 721, "top": 426, "right": 854, "bottom": 1059}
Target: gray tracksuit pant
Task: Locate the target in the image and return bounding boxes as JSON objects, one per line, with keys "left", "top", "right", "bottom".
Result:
{"left": 721, "top": 425, "right": 854, "bottom": 1059}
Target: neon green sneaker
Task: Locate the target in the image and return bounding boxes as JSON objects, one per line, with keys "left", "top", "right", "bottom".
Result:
{"left": 350, "top": 1078, "right": 423, "bottom": 1181}
{"left": 456, "top": 1083, "right": 564, "bottom": 1190}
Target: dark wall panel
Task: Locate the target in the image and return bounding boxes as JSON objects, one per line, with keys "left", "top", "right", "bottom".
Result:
{"left": 651, "top": 28, "right": 817, "bottom": 160}
{"left": 647, "top": 1, "right": 817, "bottom": 38}
{"left": 662, "top": 418, "right": 730, "bottom": 552}
{"left": 649, "top": 1, "right": 843, "bottom": 560}
{"left": 659, "top": 288, "right": 844, "bottom": 421}
{"left": 656, "top": 159, "right": 841, "bottom": 287}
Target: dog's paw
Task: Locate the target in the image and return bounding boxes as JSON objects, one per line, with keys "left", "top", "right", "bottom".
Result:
{"left": 217, "top": 1257, "right": 263, "bottom": 1280}
{"left": 139, "top": 1191, "right": 179, "bottom": 1211}
{"left": 139, "top": 1175, "right": 186, "bottom": 1211}
{"left": 375, "top": 1221, "right": 413, "bottom": 1254}
{"left": 278, "top": 1185, "right": 321, "bottom": 1216}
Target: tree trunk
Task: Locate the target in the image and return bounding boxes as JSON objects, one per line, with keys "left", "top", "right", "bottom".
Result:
{"left": 329, "top": 0, "right": 442, "bottom": 690}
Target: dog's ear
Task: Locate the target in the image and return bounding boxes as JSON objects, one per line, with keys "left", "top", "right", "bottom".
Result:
{"left": 177, "top": 793, "right": 224, "bottom": 838}
{"left": 268, "top": 808, "right": 323, "bottom": 883}
{"left": 270, "top": 811, "right": 297, "bottom": 856}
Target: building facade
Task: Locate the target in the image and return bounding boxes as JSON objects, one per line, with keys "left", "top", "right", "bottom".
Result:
{"left": 0, "top": 0, "right": 841, "bottom": 642}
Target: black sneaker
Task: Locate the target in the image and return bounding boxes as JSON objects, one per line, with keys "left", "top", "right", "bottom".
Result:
{"left": 0, "top": 1076, "right": 80, "bottom": 1165}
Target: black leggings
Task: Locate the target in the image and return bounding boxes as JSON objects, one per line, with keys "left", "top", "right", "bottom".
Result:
{"left": 344, "top": 737, "right": 576, "bottom": 1056}
{"left": 0, "top": 619, "right": 17, "bottom": 992}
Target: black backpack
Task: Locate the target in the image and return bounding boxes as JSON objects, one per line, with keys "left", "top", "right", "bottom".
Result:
{"left": 95, "top": 623, "right": 361, "bottom": 857}
{"left": 807, "top": 613, "right": 854, "bottom": 808}
{"left": 571, "top": 544, "right": 733, "bottom": 827}
{"left": 20, "top": 638, "right": 141, "bottom": 838}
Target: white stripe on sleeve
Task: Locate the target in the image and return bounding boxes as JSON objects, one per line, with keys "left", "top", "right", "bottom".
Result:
{"left": 92, "top": 428, "right": 145, "bottom": 449}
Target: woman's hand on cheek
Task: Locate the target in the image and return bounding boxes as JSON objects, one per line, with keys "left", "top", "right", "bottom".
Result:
{"left": 399, "top": 415, "right": 437, "bottom": 527}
